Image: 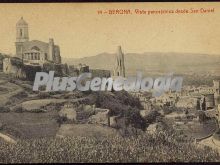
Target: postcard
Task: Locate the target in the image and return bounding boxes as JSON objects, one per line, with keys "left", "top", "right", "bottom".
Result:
{"left": 0, "top": 2, "right": 220, "bottom": 163}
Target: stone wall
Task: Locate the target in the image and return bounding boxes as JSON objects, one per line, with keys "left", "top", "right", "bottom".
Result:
{"left": 42, "top": 63, "right": 69, "bottom": 77}
{"left": 90, "top": 69, "right": 111, "bottom": 78}
{"left": 0, "top": 55, "right": 4, "bottom": 71}
{"left": 176, "top": 96, "right": 199, "bottom": 109}
{"left": 3, "top": 57, "right": 20, "bottom": 74}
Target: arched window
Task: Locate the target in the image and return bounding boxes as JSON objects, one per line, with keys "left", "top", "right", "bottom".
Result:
{"left": 31, "top": 46, "right": 40, "bottom": 51}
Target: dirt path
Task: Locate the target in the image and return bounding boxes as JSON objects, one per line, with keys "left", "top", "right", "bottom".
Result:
{"left": 199, "top": 136, "right": 220, "bottom": 153}
{"left": 0, "top": 132, "right": 16, "bottom": 144}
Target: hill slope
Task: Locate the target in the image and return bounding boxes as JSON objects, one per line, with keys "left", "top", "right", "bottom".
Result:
{"left": 56, "top": 52, "right": 220, "bottom": 75}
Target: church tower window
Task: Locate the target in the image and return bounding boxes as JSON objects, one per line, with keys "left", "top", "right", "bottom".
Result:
{"left": 20, "top": 29, "right": 22, "bottom": 37}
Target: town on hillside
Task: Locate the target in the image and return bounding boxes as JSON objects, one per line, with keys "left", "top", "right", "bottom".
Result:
{"left": 0, "top": 17, "right": 220, "bottom": 163}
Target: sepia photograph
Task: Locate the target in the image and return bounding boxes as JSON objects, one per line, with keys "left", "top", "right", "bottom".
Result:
{"left": 0, "top": 2, "right": 220, "bottom": 163}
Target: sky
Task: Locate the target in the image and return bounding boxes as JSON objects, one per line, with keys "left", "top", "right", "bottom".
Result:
{"left": 0, "top": 2, "right": 220, "bottom": 58}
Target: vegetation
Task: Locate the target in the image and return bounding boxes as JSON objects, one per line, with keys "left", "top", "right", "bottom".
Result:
{"left": 183, "top": 74, "right": 220, "bottom": 87}
{"left": 0, "top": 130, "right": 219, "bottom": 163}
{"left": 163, "top": 105, "right": 177, "bottom": 115}
{"left": 144, "top": 110, "right": 161, "bottom": 125}
{"left": 197, "top": 111, "right": 211, "bottom": 123}
{"left": 213, "top": 129, "right": 220, "bottom": 141}
{"left": 57, "top": 115, "right": 68, "bottom": 127}
{"left": 91, "top": 91, "right": 146, "bottom": 130}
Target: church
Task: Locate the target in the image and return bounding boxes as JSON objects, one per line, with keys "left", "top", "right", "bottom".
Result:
{"left": 15, "top": 17, "right": 61, "bottom": 66}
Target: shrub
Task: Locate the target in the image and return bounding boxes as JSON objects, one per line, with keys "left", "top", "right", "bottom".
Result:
{"left": 213, "top": 129, "right": 220, "bottom": 141}
{"left": 93, "top": 91, "right": 146, "bottom": 130}
{"left": 163, "top": 106, "right": 178, "bottom": 115}
{"left": 38, "top": 92, "right": 50, "bottom": 99}
{"left": 0, "top": 106, "right": 10, "bottom": 112}
{"left": 57, "top": 115, "right": 68, "bottom": 127}
{"left": 12, "top": 105, "right": 23, "bottom": 113}
{"left": 144, "top": 110, "right": 161, "bottom": 125}
{"left": 197, "top": 111, "right": 210, "bottom": 123}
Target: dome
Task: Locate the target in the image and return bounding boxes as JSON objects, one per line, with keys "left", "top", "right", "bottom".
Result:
{"left": 16, "top": 17, "right": 28, "bottom": 26}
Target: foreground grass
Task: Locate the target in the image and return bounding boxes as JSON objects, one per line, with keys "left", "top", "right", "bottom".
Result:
{"left": 0, "top": 131, "right": 219, "bottom": 163}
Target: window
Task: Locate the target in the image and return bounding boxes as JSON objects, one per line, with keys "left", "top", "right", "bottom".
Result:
{"left": 35, "top": 53, "right": 38, "bottom": 60}
{"left": 45, "top": 53, "right": 47, "bottom": 60}
{"left": 20, "top": 29, "right": 22, "bottom": 37}
{"left": 31, "top": 46, "right": 40, "bottom": 51}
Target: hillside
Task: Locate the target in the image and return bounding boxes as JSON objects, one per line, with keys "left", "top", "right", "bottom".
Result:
{"left": 62, "top": 52, "right": 220, "bottom": 76}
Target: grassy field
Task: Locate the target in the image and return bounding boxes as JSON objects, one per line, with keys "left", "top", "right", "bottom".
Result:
{"left": 0, "top": 111, "right": 59, "bottom": 139}
{"left": 56, "top": 124, "right": 118, "bottom": 139}
{"left": 0, "top": 131, "right": 219, "bottom": 163}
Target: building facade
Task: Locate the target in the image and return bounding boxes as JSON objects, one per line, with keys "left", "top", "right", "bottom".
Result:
{"left": 15, "top": 17, "right": 61, "bottom": 66}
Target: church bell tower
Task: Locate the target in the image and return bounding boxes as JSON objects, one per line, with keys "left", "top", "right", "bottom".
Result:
{"left": 15, "top": 17, "right": 29, "bottom": 59}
